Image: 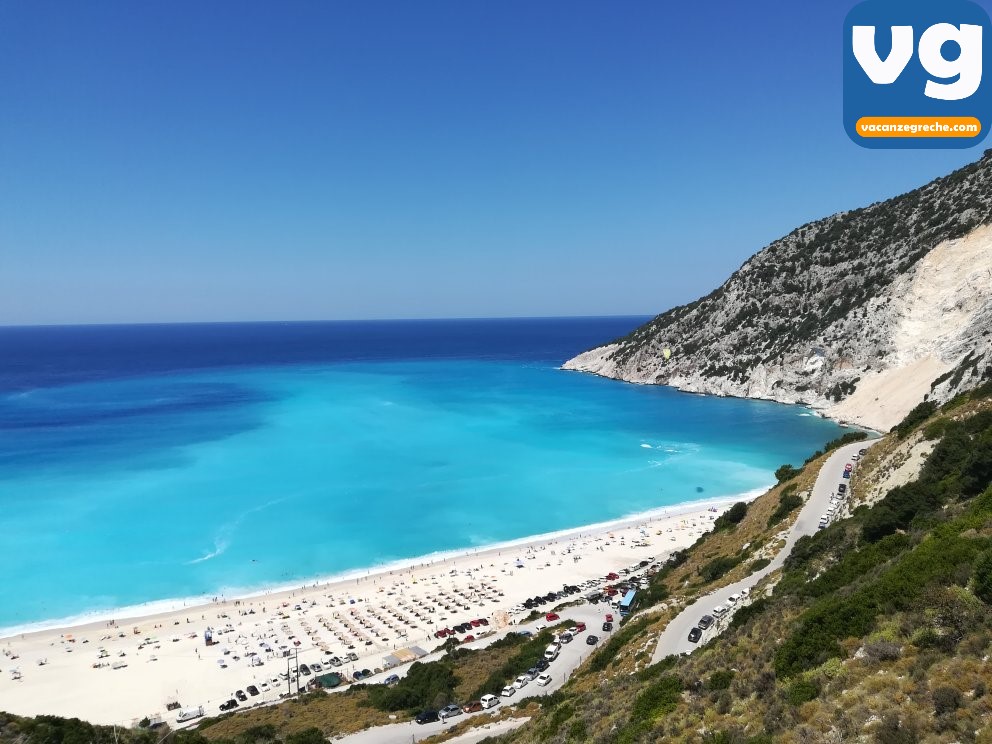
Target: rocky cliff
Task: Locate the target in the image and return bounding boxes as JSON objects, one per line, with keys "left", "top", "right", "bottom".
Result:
{"left": 564, "top": 153, "right": 992, "bottom": 431}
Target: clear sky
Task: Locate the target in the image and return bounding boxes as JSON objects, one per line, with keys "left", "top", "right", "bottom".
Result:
{"left": 0, "top": 0, "right": 987, "bottom": 325}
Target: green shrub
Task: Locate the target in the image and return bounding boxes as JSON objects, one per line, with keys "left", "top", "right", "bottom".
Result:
{"left": 973, "top": 549, "right": 992, "bottom": 604}
{"left": 768, "top": 489, "right": 804, "bottom": 527}
{"left": 730, "top": 596, "right": 770, "bottom": 628}
{"left": 749, "top": 558, "right": 771, "bottom": 573}
{"left": 932, "top": 685, "right": 961, "bottom": 715}
{"left": 699, "top": 555, "right": 743, "bottom": 583}
{"left": 708, "top": 670, "right": 734, "bottom": 690}
{"left": 285, "top": 729, "right": 326, "bottom": 744}
{"left": 367, "top": 660, "right": 458, "bottom": 712}
{"left": 786, "top": 678, "right": 820, "bottom": 705}
{"left": 775, "top": 464, "right": 802, "bottom": 483}
{"left": 714, "top": 502, "right": 748, "bottom": 530}
{"left": 894, "top": 401, "right": 938, "bottom": 438}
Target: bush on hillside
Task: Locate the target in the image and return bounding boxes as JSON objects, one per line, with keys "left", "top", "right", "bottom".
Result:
{"left": 894, "top": 401, "right": 938, "bottom": 438}
{"left": 973, "top": 550, "right": 992, "bottom": 604}
{"left": 775, "top": 464, "right": 802, "bottom": 483}
{"left": 714, "top": 502, "right": 748, "bottom": 530}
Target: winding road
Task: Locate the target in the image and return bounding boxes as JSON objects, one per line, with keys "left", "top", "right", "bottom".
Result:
{"left": 649, "top": 439, "right": 871, "bottom": 663}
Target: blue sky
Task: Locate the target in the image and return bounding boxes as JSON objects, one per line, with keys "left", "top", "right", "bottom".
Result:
{"left": 0, "top": 0, "right": 986, "bottom": 325}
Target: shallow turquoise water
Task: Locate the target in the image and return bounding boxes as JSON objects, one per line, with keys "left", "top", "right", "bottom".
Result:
{"left": 0, "top": 321, "right": 848, "bottom": 630}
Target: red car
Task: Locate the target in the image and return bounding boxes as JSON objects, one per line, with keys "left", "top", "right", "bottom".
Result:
{"left": 546, "top": 612, "right": 559, "bottom": 622}
{"left": 605, "top": 613, "right": 614, "bottom": 623}
{"left": 463, "top": 635, "right": 475, "bottom": 642}
{"left": 478, "top": 618, "right": 489, "bottom": 626}
{"left": 606, "top": 572, "right": 620, "bottom": 581}
{"left": 574, "top": 622, "right": 586, "bottom": 633}
{"left": 470, "top": 619, "right": 481, "bottom": 627}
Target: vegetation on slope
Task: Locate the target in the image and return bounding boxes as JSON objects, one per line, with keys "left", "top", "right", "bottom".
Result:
{"left": 495, "top": 387, "right": 992, "bottom": 743}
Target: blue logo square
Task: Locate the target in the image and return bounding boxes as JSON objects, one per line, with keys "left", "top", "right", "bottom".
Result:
{"left": 843, "top": 0, "right": 992, "bottom": 148}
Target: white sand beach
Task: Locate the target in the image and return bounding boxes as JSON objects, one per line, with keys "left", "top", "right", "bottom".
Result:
{"left": 0, "top": 500, "right": 736, "bottom": 726}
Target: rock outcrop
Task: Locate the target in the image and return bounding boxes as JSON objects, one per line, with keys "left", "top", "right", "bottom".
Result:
{"left": 564, "top": 153, "right": 992, "bottom": 431}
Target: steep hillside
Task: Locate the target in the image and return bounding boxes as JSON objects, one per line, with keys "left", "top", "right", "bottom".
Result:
{"left": 564, "top": 154, "right": 992, "bottom": 431}
{"left": 494, "top": 382, "right": 992, "bottom": 744}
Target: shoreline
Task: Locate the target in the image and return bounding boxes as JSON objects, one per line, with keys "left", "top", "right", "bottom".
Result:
{"left": 0, "top": 498, "right": 738, "bottom": 725}
{"left": 0, "top": 492, "right": 763, "bottom": 642}
{"left": 559, "top": 364, "right": 884, "bottom": 435}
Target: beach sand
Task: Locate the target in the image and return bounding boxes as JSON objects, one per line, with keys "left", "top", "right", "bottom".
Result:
{"left": 0, "top": 500, "right": 737, "bottom": 726}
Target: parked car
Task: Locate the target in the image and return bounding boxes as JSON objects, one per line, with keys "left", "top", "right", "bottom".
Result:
{"left": 235, "top": 690, "right": 247, "bottom": 702}
{"left": 513, "top": 675, "right": 529, "bottom": 689}
{"left": 605, "top": 613, "right": 614, "bottom": 622}
{"left": 299, "top": 664, "right": 311, "bottom": 676}
{"left": 535, "top": 658, "right": 549, "bottom": 671}
{"left": 728, "top": 593, "right": 740, "bottom": 604}
{"left": 602, "top": 621, "right": 613, "bottom": 632}
{"left": 462, "top": 700, "right": 483, "bottom": 713}
{"left": 858, "top": 448, "right": 867, "bottom": 455}
{"left": 310, "top": 662, "right": 322, "bottom": 673}
{"left": 559, "top": 632, "right": 573, "bottom": 644}
{"left": 415, "top": 710, "right": 440, "bottom": 724}
{"left": 501, "top": 686, "right": 516, "bottom": 698}
{"left": 384, "top": 674, "right": 400, "bottom": 685}
{"left": 545, "top": 612, "right": 559, "bottom": 622}
{"left": 258, "top": 681, "right": 270, "bottom": 692}
{"left": 842, "top": 471, "right": 851, "bottom": 479}
{"left": 219, "top": 700, "right": 238, "bottom": 711}
{"left": 536, "top": 673, "right": 552, "bottom": 686}
{"left": 246, "top": 685, "right": 259, "bottom": 696}
{"left": 480, "top": 693, "right": 500, "bottom": 708}
{"left": 838, "top": 483, "right": 847, "bottom": 493}
{"left": 439, "top": 704, "right": 462, "bottom": 721}
{"left": 585, "top": 634, "right": 599, "bottom": 645}
{"left": 688, "top": 627, "right": 703, "bottom": 643}
{"left": 712, "top": 605, "right": 728, "bottom": 617}
{"left": 574, "top": 622, "right": 586, "bottom": 633}
{"left": 698, "top": 615, "right": 714, "bottom": 630}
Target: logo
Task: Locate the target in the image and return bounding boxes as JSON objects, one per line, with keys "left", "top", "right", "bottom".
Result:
{"left": 843, "top": 0, "right": 992, "bottom": 148}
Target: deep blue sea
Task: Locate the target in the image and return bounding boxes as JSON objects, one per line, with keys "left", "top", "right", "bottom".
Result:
{"left": 0, "top": 318, "right": 848, "bottom": 631}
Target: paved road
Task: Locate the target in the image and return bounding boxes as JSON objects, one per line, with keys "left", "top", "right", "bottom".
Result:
{"left": 333, "top": 604, "right": 618, "bottom": 744}
{"left": 649, "top": 439, "right": 872, "bottom": 663}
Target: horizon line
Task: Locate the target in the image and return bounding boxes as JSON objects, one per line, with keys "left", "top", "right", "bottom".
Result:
{"left": 0, "top": 313, "right": 657, "bottom": 331}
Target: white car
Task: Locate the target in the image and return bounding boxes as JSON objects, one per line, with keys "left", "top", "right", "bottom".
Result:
{"left": 513, "top": 675, "right": 529, "bottom": 689}
{"left": 480, "top": 693, "right": 500, "bottom": 709}
{"left": 501, "top": 686, "right": 515, "bottom": 698}
{"left": 536, "top": 673, "right": 552, "bottom": 686}
{"left": 258, "top": 681, "right": 270, "bottom": 692}
{"left": 727, "top": 594, "right": 740, "bottom": 605}
{"left": 740, "top": 587, "right": 750, "bottom": 597}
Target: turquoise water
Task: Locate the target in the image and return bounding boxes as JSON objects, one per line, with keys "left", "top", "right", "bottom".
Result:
{"left": 0, "top": 320, "right": 847, "bottom": 630}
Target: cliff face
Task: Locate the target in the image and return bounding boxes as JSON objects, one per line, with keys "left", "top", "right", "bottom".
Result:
{"left": 564, "top": 153, "right": 992, "bottom": 431}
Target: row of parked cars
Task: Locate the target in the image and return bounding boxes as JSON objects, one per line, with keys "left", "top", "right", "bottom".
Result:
{"left": 415, "top": 617, "right": 605, "bottom": 725}
{"left": 511, "top": 584, "right": 584, "bottom": 613}
{"left": 819, "top": 448, "right": 865, "bottom": 529}
{"left": 687, "top": 588, "right": 750, "bottom": 643}
{"left": 432, "top": 617, "right": 490, "bottom": 641}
